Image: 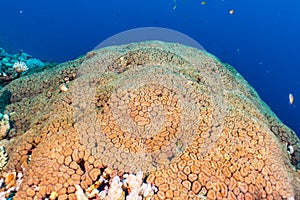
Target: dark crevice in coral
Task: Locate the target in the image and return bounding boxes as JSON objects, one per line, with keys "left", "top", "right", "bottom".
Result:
{"left": 143, "top": 172, "right": 149, "bottom": 183}
{"left": 97, "top": 180, "right": 108, "bottom": 192}
{"left": 77, "top": 159, "right": 86, "bottom": 172}
{"left": 26, "top": 141, "right": 38, "bottom": 164}
{"left": 123, "top": 186, "right": 129, "bottom": 196}
{"left": 99, "top": 166, "right": 106, "bottom": 175}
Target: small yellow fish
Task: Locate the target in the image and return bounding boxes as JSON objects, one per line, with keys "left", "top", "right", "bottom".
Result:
{"left": 289, "top": 93, "right": 294, "bottom": 105}
{"left": 201, "top": 1, "right": 207, "bottom": 5}
{"left": 229, "top": 9, "right": 235, "bottom": 15}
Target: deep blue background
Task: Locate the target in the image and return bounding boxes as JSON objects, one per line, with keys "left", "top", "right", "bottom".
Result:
{"left": 0, "top": 0, "right": 299, "bottom": 136}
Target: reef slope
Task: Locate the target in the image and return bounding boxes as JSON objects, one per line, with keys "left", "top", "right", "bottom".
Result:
{"left": 0, "top": 41, "right": 299, "bottom": 199}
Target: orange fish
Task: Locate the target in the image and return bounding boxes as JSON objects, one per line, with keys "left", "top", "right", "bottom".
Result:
{"left": 289, "top": 93, "right": 294, "bottom": 105}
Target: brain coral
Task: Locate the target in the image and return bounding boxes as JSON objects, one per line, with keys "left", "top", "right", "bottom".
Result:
{"left": 0, "top": 41, "right": 299, "bottom": 200}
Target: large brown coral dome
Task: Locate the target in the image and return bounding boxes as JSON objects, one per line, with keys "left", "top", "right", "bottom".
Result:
{"left": 0, "top": 41, "right": 299, "bottom": 200}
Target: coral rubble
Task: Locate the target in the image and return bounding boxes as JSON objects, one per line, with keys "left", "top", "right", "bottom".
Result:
{"left": 0, "top": 41, "right": 299, "bottom": 199}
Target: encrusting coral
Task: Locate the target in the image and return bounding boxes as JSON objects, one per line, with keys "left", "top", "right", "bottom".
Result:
{"left": 0, "top": 41, "right": 299, "bottom": 199}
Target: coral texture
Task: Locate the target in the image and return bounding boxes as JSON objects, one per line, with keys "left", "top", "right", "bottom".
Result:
{"left": 0, "top": 41, "right": 299, "bottom": 199}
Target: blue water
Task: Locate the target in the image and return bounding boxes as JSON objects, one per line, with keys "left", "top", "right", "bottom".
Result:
{"left": 0, "top": 0, "right": 299, "bottom": 136}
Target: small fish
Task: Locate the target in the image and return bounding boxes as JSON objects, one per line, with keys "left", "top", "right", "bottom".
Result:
{"left": 289, "top": 93, "right": 294, "bottom": 105}
{"left": 201, "top": 1, "right": 207, "bottom": 5}
{"left": 173, "top": 0, "right": 177, "bottom": 10}
{"left": 229, "top": 9, "right": 235, "bottom": 15}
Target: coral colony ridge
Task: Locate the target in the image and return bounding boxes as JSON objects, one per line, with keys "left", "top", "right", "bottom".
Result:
{"left": 0, "top": 41, "right": 299, "bottom": 200}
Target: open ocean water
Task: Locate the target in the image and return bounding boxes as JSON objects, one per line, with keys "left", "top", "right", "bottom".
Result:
{"left": 0, "top": 0, "right": 299, "bottom": 136}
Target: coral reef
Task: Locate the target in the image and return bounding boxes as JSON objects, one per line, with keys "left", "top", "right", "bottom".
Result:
{"left": 12, "top": 61, "right": 28, "bottom": 74}
{"left": 0, "top": 41, "right": 299, "bottom": 199}
{"left": 0, "top": 48, "right": 57, "bottom": 87}
{"left": 0, "top": 146, "right": 8, "bottom": 171}
{"left": 0, "top": 114, "right": 10, "bottom": 140}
